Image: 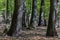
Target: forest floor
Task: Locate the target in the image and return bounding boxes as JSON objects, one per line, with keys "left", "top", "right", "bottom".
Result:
{"left": 0, "top": 16, "right": 60, "bottom": 40}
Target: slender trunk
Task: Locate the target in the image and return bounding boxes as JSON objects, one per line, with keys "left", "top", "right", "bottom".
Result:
{"left": 29, "top": 0, "right": 37, "bottom": 29}
{"left": 38, "top": 0, "right": 45, "bottom": 26}
{"left": 26, "top": 1, "right": 31, "bottom": 28}
{"left": 6, "top": 0, "right": 9, "bottom": 23}
{"left": 55, "top": 0, "right": 59, "bottom": 28}
{"left": 22, "top": 0, "right": 26, "bottom": 29}
{"left": 3, "top": 0, "right": 10, "bottom": 34}
{"left": 26, "top": 9, "right": 31, "bottom": 28}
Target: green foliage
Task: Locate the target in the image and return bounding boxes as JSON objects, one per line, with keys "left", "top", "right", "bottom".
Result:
{"left": 0, "top": 0, "right": 60, "bottom": 18}
{"left": 0, "top": 0, "right": 14, "bottom": 14}
{"left": 9, "top": 0, "right": 14, "bottom": 13}
{"left": 0, "top": 0, "right": 6, "bottom": 10}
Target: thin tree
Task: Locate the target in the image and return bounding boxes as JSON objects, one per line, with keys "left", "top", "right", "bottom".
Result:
{"left": 22, "top": 0, "right": 26, "bottom": 29}
{"left": 3, "top": 0, "right": 10, "bottom": 34}
{"left": 25, "top": 1, "right": 31, "bottom": 28}
{"left": 28, "top": 0, "right": 37, "bottom": 29}
{"left": 55, "top": 0, "right": 59, "bottom": 28}
{"left": 6, "top": 0, "right": 10, "bottom": 23}
{"left": 38, "top": 0, "right": 46, "bottom": 26}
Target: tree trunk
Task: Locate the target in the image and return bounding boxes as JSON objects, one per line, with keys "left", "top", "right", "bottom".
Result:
{"left": 6, "top": 0, "right": 10, "bottom": 23}
{"left": 3, "top": 0, "right": 10, "bottom": 34}
{"left": 26, "top": 9, "right": 31, "bottom": 28}
{"left": 22, "top": 0, "right": 26, "bottom": 29}
{"left": 38, "top": 0, "right": 45, "bottom": 26}
{"left": 55, "top": 0, "right": 59, "bottom": 28}
{"left": 28, "top": 0, "right": 37, "bottom": 29}
{"left": 25, "top": 1, "right": 31, "bottom": 28}
{"left": 46, "top": 0, "right": 58, "bottom": 37}
{"left": 6, "top": 0, "right": 24, "bottom": 37}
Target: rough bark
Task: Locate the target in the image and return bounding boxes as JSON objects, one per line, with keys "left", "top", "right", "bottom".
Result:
{"left": 46, "top": 0, "right": 58, "bottom": 37}
{"left": 6, "top": 0, "right": 24, "bottom": 37}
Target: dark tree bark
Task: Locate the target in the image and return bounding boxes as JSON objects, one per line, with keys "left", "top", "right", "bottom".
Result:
{"left": 38, "top": 0, "right": 46, "bottom": 26}
{"left": 6, "top": 0, "right": 24, "bottom": 37}
{"left": 46, "top": 0, "right": 58, "bottom": 37}
{"left": 6, "top": 0, "right": 19, "bottom": 36}
{"left": 28, "top": 0, "right": 37, "bottom": 29}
